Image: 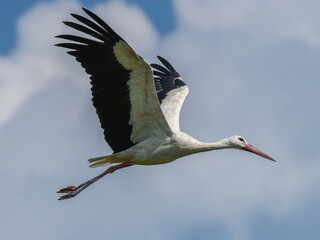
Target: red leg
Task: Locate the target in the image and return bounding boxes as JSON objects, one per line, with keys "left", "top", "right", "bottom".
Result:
{"left": 57, "top": 162, "right": 133, "bottom": 200}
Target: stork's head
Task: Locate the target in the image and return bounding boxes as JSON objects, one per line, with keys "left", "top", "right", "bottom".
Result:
{"left": 228, "top": 135, "right": 275, "bottom": 161}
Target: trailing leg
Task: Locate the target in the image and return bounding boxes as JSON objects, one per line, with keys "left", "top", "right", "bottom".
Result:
{"left": 57, "top": 162, "right": 133, "bottom": 200}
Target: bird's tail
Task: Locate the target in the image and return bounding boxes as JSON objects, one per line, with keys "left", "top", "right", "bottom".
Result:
{"left": 88, "top": 154, "right": 121, "bottom": 168}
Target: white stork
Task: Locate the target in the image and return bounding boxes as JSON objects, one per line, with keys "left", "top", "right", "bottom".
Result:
{"left": 56, "top": 8, "right": 275, "bottom": 200}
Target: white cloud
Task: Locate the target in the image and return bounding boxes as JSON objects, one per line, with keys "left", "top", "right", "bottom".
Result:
{"left": 0, "top": 0, "right": 82, "bottom": 126}
{"left": 174, "top": 0, "right": 320, "bottom": 45}
{"left": 0, "top": 0, "right": 158, "bottom": 127}
{"left": 91, "top": 0, "right": 158, "bottom": 55}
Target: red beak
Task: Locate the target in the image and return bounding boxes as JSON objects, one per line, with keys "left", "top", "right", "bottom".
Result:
{"left": 242, "top": 144, "right": 276, "bottom": 162}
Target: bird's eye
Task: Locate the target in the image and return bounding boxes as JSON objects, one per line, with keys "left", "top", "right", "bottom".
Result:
{"left": 238, "top": 137, "right": 245, "bottom": 142}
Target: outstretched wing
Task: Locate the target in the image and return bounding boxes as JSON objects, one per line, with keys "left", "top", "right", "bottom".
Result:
{"left": 151, "top": 56, "right": 189, "bottom": 132}
{"left": 56, "top": 8, "right": 172, "bottom": 153}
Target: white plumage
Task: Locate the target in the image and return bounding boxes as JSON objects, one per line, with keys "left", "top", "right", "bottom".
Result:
{"left": 56, "top": 8, "right": 275, "bottom": 200}
{"left": 160, "top": 85, "right": 189, "bottom": 131}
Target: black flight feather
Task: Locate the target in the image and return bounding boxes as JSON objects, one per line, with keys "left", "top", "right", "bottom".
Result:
{"left": 56, "top": 8, "right": 134, "bottom": 153}
{"left": 151, "top": 56, "right": 186, "bottom": 103}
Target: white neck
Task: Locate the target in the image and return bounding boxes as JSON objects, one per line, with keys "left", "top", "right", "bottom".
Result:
{"left": 194, "top": 137, "right": 231, "bottom": 153}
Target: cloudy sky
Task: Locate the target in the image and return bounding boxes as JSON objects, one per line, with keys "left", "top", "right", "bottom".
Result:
{"left": 1, "top": 0, "right": 320, "bottom": 239}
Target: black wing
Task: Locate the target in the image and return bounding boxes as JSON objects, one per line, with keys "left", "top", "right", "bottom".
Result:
{"left": 56, "top": 9, "right": 172, "bottom": 153}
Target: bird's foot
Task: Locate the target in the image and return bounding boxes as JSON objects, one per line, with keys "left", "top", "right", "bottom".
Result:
{"left": 57, "top": 184, "right": 86, "bottom": 200}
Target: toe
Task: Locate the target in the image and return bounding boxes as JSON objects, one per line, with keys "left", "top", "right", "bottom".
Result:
{"left": 58, "top": 192, "right": 75, "bottom": 200}
{"left": 57, "top": 185, "right": 79, "bottom": 193}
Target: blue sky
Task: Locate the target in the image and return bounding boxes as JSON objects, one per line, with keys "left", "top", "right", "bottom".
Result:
{"left": 1, "top": 0, "right": 320, "bottom": 239}
{"left": 0, "top": 0, "right": 175, "bottom": 55}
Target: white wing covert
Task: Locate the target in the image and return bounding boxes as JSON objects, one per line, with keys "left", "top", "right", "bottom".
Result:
{"left": 151, "top": 56, "right": 189, "bottom": 132}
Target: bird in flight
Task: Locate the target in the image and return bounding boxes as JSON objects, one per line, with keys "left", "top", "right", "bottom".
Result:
{"left": 56, "top": 8, "right": 275, "bottom": 200}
